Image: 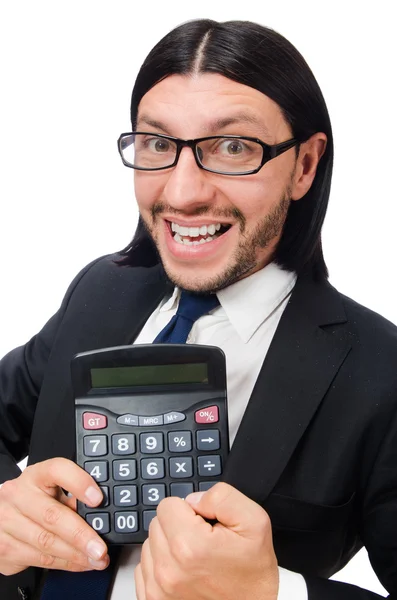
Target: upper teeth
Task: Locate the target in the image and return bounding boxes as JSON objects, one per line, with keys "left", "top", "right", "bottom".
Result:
{"left": 171, "top": 222, "right": 222, "bottom": 237}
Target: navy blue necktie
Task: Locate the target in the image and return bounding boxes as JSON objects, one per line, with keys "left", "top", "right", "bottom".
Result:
{"left": 154, "top": 290, "right": 219, "bottom": 344}
{"left": 41, "top": 291, "right": 219, "bottom": 599}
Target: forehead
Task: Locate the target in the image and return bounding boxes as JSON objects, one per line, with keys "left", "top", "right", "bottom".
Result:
{"left": 136, "top": 73, "right": 289, "bottom": 140}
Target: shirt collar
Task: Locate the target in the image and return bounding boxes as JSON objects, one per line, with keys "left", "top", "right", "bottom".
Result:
{"left": 217, "top": 263, "right": 296, "bottom": 342}
{"left": 159, "top": 263, "right": 297, "bottom": 343}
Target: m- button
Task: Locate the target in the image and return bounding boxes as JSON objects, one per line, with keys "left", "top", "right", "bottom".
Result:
{"left": 83, "top": 412, "right": 107, "bottom": 430}
{"left": 195, "top": 406, "right": 219, "bottom": 424}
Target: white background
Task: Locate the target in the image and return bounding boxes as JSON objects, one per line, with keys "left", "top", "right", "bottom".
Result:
{"left": 0, "top": 1, "right": 395, "bottom": 595}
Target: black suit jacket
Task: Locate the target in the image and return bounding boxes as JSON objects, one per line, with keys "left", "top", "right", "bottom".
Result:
{"left": 1, "top": 254, "right": 397, "bottom": 599}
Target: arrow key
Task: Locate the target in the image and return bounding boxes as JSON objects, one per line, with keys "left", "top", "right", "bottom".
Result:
{"left": 196, "top": 429, "right": 220, "bottom": 451}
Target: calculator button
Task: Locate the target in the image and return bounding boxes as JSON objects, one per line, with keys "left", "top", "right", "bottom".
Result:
{"left": 168, "top": 431, "right": 192, "bottom": 452}
{"left": 140, "top": 432, "right": 164, "bottom": 454}
{"left": 143, "top": 510, "right": 157, "bottom": 531}
{"left": 86, "top": 512, "right": 110, "bottom": 534}
{"left": 170, "top": 482, "right": 194, "bottom": 499}
{"left": 169, "top": 457, "right": 193, "bottom": 478}
{"left": 164, "top": 411, "right": 186, "bottom": 425}
{"left": 196, "top": 430, "right": 220, "bottom": 451}
{"left": 139, "top": 415, "right": 164, "bottom": 426}
{"left": 100, "top": 486, "right": 110, "bottom": 507}
{"left": 84, "top": 485, "right": 109, "bottom": 508}
{"left": 83, "top": 435, "right": 107, "bottom": 457}
{"left": 112, "top": 434, "right": 136, "bottom": 455}
{"left": 113, "top": 460, "right": 137, "bottom": 481}
{"left": 195, "top": 406, "right": 219, "bottom": 424}
{"left": 114, "top": 485, "right": 138, "bottom": 507}
{"left": 198, "top": 456, "right": 222, "bottom": 477}
{"left": 142, "top": 484, "right": 166, "bottom": 505}
{"left": 114, "top": 511, "right": 139, "bottom": 533}
{"left": 84, "top": 461, "right": 108, "bottom": 482}
{"left": 83, "top": 412, "right": 107, "bottom": 430}
{"left": 141, "top": 458, "right": 165, "bottom": 479}
{"left": 117, "top": 414, "right": 139, "bottom": 426}
{"left": 199, "top": 481, "right": 220, "bottom": 492}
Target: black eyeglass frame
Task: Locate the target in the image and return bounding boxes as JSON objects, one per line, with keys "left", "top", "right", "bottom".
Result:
{"left": 117, "top": 131, "right": 301, "bottom": 176}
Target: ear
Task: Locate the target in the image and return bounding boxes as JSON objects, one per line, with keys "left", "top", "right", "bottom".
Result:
{"left": 290, "top": 133, "right": 327, "bottom": 201}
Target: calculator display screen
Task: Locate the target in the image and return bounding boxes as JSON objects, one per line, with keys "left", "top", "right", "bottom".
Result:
{"left": 90, "top": 363, "right": 208, "bottom": 388}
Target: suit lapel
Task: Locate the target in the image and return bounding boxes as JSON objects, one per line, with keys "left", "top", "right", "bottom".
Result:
{"left": 223, "top": 273, "right": 352, "bottom": 504}
{"left": 28, "top": 263, "right": 170, "bottom": 465}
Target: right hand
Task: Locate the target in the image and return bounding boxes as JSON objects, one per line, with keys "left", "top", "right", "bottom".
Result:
{"left": 0, "top": 457, "right": 109, "bottom": 576}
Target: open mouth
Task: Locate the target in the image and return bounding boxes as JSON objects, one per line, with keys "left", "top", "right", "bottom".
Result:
{"left": 167, "top": 221, "right": 232, "bottom": 246}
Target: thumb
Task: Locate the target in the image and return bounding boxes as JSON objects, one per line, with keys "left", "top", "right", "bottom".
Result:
{"left": 185, "top": 482, "right": 268, "bottom": 535}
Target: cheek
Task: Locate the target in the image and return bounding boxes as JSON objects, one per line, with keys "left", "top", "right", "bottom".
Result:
{"left": 134, "top": 173, "right": 163, "bottom": 214}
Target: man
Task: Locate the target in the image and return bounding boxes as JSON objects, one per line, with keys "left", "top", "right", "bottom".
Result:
{"left": 0, "top": 17, "right": 396, "bottom": 600}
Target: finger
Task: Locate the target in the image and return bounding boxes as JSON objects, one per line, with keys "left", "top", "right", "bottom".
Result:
{"left": 6, "top": 484, "right": 108, "bottom": 563}
{"left": 2, "top": 509, "right": 107, "bottom": 570}
{"left": 26, "top": 458, "right": 104, "bottom": 507}
{"left": 0, "top": 531, "right": 96, "bottom": 575}
{"left": 140, "top": 538, "right": 155, "bottom": 587}
{"left": 184, "top": 482, "right": 268, "bottom": 535}
{"left": 155, "top": 497, "right": 210, "bottom": 547}
{"left": 135, "top": 563, "right": 146, "bottom": 600}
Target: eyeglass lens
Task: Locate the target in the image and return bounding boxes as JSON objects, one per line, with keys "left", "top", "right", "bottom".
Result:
{"left": 120, "top": 133, "right": 264, "bottom": 173}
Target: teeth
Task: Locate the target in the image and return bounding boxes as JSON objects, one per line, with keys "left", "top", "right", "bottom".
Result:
{"left": 171, "top": 222, "right": 224, "bottom": 237}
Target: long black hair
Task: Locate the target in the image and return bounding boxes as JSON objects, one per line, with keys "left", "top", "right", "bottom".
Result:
{"left": 118, "top": 19, "right": 333, "bottom": 280}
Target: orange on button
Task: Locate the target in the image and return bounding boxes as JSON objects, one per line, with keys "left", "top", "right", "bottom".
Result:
{"left": 195, "top": 406, "right": 219, "bottom": 424}
{"left": 83, "top": 412, "right": 107, "bottom": 430}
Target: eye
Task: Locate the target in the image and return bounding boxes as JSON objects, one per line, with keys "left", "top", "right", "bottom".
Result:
{"left": 148, "top": 138, "right": 171, "bottom": 153}
{"left": 224, "top": 140, "right": 244, "bottom": 155}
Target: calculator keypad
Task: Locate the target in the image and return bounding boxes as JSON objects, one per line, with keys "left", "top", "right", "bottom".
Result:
{"left": 77, "top": 401, "right": 227, "bottom": 544}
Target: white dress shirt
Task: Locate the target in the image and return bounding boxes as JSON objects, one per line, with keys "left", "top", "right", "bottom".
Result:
{"left": 110, "top": 261, "right": 307, "bottom": 599}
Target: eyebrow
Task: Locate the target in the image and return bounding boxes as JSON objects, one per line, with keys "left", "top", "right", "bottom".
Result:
{"left": 136, "top": 112, "right": 273, "bottom": 141}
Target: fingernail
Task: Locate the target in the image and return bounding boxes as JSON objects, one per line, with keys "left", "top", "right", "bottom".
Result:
{"left": 88, "top": 557, "right": 108, "bottom": 569}
{"left": 86, "top": 539, "right": 106, "bottom": 560}
{"left": 185, "top": 492, "right": 204, "bottom": 505}
{"left": 85, "top": 486, "right": 103, "bottom": 506}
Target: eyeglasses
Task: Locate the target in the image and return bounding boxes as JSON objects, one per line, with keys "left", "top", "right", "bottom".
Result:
{"left": 117, "top": 132, "right": 300, "bottom": 176}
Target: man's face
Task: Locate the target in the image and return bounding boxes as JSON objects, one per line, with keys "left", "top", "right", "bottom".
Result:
{"left": 134, "top": 73, "right": 299, "bottom": 293}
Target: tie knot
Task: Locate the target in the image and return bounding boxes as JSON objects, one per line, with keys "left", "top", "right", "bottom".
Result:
{"left": 177, "top": 290, "right": 220, "bottom": 322}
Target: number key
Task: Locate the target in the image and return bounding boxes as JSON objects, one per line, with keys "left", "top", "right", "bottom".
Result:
{"left": 142, "top": 484, "right": 166, "bottom": 505}
{"left": 112, "top": 434, "right": 136, "bottom": 455}
{"left": 84, "top": 461, "right": 108, "bottom": 482}
{"left": 114, "top": 485, "right": 138, "bottom": 507}
{"left": 113, "top": 459, "right": 137, "bottom": 481}
{"left": 141, "top": 458, "right": 165, "bottom": 479}
{"left": 140, "top": 432, "right": 163, "bottom": 454}
{"left": 84, "top": 435, "right": 107, "bottom": 457}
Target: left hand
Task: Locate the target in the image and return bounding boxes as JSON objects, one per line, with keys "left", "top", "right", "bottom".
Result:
{"left": 135, "top": 482, "right": 279, "bottom": 600}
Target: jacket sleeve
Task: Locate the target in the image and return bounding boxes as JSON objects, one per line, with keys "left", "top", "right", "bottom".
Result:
{"left": 305, "top": 578, "right": 387, "bottom": 599}
{"left": 304, "top": 404, "right": 397, "bottom": 599}
{"left": 0, "top": 255, "right": 109, "bottom": 484}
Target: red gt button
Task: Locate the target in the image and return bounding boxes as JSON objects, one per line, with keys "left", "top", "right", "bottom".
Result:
{"left": 83, "top": 412, "right": 107, "bottom": 430}
{"left": 195, "top": 406, "right": 219, "bottom": 424}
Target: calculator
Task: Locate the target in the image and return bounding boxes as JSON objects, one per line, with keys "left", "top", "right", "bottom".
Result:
{"left": 72, "top": 344, "right": 228, "bottom": 544}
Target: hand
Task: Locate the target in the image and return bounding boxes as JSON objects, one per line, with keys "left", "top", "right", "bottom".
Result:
{"left": 135, "top": 482, "right": 279, "bottom": 600}
{"left": 0, "top": 457, "right": 109, "bottom": 576}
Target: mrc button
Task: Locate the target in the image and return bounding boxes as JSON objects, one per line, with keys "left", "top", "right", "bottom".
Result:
{"left": 195, "top": 406, "right": 219, "bottom": 424}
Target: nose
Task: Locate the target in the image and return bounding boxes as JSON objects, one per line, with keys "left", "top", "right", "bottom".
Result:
{"left": 162, "top": 146, "right": 215, "bottom": 211}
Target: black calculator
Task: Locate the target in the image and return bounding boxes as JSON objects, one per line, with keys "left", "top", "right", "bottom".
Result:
{"left": 72, "top": 344, "right": 228, "bottom": 544}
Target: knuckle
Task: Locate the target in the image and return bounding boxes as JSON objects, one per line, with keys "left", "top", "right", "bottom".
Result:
{"left": 43, "top": 504, "right": 61, "bottom": 526}
{"left": 39, "top": 552, "right": 56, "bottom": 568}
{"left": 154, "top": 564, "right": 179, "bottom": 596}
{"left": 170, "top": 533, "right": 195, "bottom": 567}
{"left": 37, "top": 529, "right": 56, "bottom": 551}
{"left": 257, "top": 510, "right": 272, "bottom": 536}
{"left": 0, "top": 478, "right": 18, "bottom": 499}
{"left": 71, "top": 525, "right": 89, "bottom": 547}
